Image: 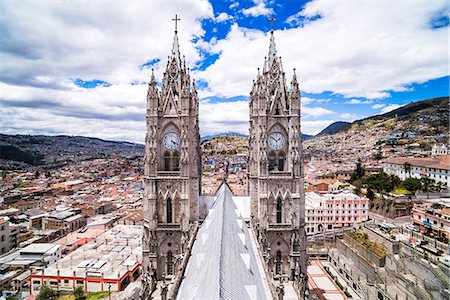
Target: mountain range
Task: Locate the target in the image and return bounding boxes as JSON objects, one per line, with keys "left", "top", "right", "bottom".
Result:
{"left": 316, "top": 96, "right": 448, "bottom": 137}
{"left": 1, "top": 97, "right": 447, "bottom": 169}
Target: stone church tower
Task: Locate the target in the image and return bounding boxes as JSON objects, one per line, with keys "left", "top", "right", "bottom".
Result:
{"left": 142, "top": 20, "right": 201, "bottom": 283}
{"left": 248, "top": 30, "right": 307, "bottom": 295}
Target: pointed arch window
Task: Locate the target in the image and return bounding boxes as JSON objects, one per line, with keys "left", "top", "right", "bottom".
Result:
{"left": 278, "top": 151, "right": 285, "bottom": 171}
{"left": 276, "top": 198, "right": 283, "bottom": 223}
{"left": 166, "top": 198, "right": 173, "bottom": 223}
{"left": 167, "top": 251, "right": 174, "bottom": 275}
{"left": 172, "top": 151, "right": 180, "bottom": 171}
{"left": 276, "top": 250, "right": 282, "bottom": 275}
{"left": 164, "top": 151, "right": 171, "bottom": 171}
{"left": 268, "top": 151, "right": 277, "bottom": 171}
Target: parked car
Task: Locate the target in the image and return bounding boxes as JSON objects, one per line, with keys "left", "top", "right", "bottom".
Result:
{"left": 406, "top": 224, "right": 419, "bottom": 232}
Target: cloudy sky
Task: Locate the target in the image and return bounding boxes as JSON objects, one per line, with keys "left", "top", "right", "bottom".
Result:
{"left": 1, "top": 0, "right": 448, "bottom": 143}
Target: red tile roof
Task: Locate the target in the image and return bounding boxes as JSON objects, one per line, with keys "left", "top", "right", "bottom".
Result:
{"left": 383, "top": 155, "right": 450, "bottom": 170}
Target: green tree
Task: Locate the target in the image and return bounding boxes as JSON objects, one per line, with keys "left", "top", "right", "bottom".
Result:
{"left": 74, "top": 286, "right": 86, "bottom": 300}
{"left": 37, "top": 284, "right": 56, "bottom": 300}
{"left": 389, "top": 174, "right": 401, "bottom": 188}
{"left": 403, "top": 162, "right": 412, "bottom": 178}
{"left": 421, "top": 176, "right": 434, "bottom": 199}
{"left": 367, "top": 188, "right": 375, "bottom": 201}
{"left": 402, "top": 178, "right": 421, "bottom": 194}
{"left": 364, "top": 172, "right": 394, "bottom": 194}
{"left": 374, "top": 151, "right": 383, "bottom": 160}
{"left": 350, "top": 160, "right": 365, "bottom": 183}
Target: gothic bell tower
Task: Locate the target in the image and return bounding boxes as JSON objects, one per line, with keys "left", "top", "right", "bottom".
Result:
{"left": 248, "top": 28, "right": 307, "bottom": 296}
{"left": 142, "top": 16, "right": 201, "bottom": 282}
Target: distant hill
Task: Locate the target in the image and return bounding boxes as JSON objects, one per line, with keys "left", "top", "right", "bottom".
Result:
{"left": 0, "top": 134, "right": 144, "bottom": 169}
{"left": 201, "top": 132, "right": 311, "bottom": 142}
{"left": 201, "top": 132, "right": 248, "bottom": 143}
{"left": 315, "top": 97, "right": 449, "bottom": 137}
{"left": 201, "top": 134, "right": 248, "bottom": 155}
{"left": 316, "top": 121, "right": 352, "bottom": 137}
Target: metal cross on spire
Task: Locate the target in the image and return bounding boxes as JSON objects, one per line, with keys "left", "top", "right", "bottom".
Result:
{"left": 268, "top": 16, "right": 276, "bottom": 33}
{"left": 172, "top": 14, "right": 181, "bottom": 34}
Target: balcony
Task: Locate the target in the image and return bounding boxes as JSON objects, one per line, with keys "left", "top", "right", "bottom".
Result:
{"left": 268, "top": 223, "right": 291, "bottom": 230}
{"left": 157, "top": 171, "right": 181, "bottom": 177}
{"left": 268, "top": 171, "right": 292, "bottom": 177}
{"left": 158, "top": 223, "right": 181, "bottom": 230}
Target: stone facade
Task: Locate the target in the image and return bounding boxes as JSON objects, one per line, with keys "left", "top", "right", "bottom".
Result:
{"left": 248, "top": 30, "right": 307, "bottom": 295}
{"left": 142, "top": 26, "right": 201, "bottom": 282}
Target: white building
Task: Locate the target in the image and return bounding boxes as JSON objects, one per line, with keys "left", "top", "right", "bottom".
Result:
{"left": 383, "top": 155, "right": 450, "bottom": 187}
{"left": 432, "top": 144, "right": 448, "bottom": 156}
{"left": 30, "top": 225, "right": 141, "bottom": 295}
{"left": 305, "top": 192, "right": 368, "bottom": 235}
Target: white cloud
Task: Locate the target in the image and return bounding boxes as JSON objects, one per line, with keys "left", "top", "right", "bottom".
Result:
{"left": 302, "top": 120, "right": 336, "bottom": 135}
{"left": 338, "top": 113, "right": 358, "bottom": 120}
{"left": 344, "top": 99, "right": 373, "bottom": 105}
{"left": 371, "top": 104, "right": 386, "bottom": 109}
{"left": 199, "top": 100, "right": 249, "bottom": 135}
{"left": 216, "top": 12, "right": 232, "bottom": 22}
{"left": 302, "top": 106, "right": 334, "bottom": 117}
{"left": 0, "top": 1, "right": 214, "bottom": 142}
{"left": 380, "top": 104, "right": 402, "bottom": 114}
{"left": 200, "top": 0, "right": 448, "bottom": 99}
{"left": 242, "top": 2, "right": 273, "bottom": 17}
{"left": 229, "top": 2, "right": 239, "bottom": 10}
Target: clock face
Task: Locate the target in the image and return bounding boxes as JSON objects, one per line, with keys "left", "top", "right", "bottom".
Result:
{"left": 268, "top": 132, "right": 285, "bottom": 150}
{"left": 163, "top": 132, "right": 180, "bottom": 150}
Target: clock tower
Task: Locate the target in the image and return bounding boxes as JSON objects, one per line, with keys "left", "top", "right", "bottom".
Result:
{"left": 248, "top": 29, "right": 307, "bottom": 296}
{"left": 142, "top": 16, "right": 201, "bottom": 284}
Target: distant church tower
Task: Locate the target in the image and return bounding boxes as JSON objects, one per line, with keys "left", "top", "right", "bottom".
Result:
{"left": 142, "top": 15, "right": 201, "bottom": 282}
{"left": 248, "top": 27, "right": 307, "bottom": 296}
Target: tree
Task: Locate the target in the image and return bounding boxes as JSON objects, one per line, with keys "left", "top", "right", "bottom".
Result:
{"left": 74, "top": 286, "right": 86, "bottom": 300}
{"left": 350, "top": 160, "right": 365, "bottom": 183}
{"left": 421, "top": 176, "right": 434, "bottom": 199}
{"left": 403, "top": 162, "right": 412, "bottom": 178}
{"left": 402, "top": 178, "right": 421, "bottom": 194}
{"left": 389, "top": 174, "right": 401, "bottom": 188}
{"left": 374, "top": 151, "right": 383, "bottom": 160}
{"left": 364, "top": 172, "right": 394, "bottom": 194}
{"left": 37, "top": 284, "right": 56, "bottom": 300}
{"left": 367, "top": 188, "right": 375, "bottom": 201}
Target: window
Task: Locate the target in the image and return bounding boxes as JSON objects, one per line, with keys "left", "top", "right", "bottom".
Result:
{"left": 172, "top": 151, "right": 180, "bottom": 171}
{"left": 278, "top": 151, "right": 285, "bottom": 171}
{"left": 275, "top": 250, "right": 282, "bottom": 274}
{"left": 33, "top": 280, "right": 41, "bottom": 285}
{"left": 77, "top": 280, "right": 83, "bottom": 285}
{"left": 166, "top": 198, "right": 173, "bottom": 223}
{"left": 268, "top": 151, "right": 277, "bottom": 171}
{"left": 167, "top": 251, "right": 174, "bottom": 275}
{"left": 164, "top": 151, "right": 171, "bottom": 171}
{"left": 276, "top": 198, "right": 282, "bottom": 223}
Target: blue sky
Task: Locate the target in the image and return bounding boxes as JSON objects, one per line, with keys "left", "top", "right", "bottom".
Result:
{"left": 0, "top": 0, "right": 448, "bottom": 142}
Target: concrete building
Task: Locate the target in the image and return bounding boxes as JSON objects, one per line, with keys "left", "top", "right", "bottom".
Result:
{"left": 305, "top": 192, "right": 368, "bottom": 234}
{"left": 383, "top": 155, "right": 450, "bottom": 186}
{"left": 0, "top": 217, "right": 18, "bottom": 254}
{"left": 412, "top": 199, "right": 450, "bottom": 241}
{"left": 432, "top": 144, "right": 448, "bottom": 156}
{"left": 43, "top": 210, "right": 85, "bottom": 232}
{"left": 30, "top": 225, "right": 141, "bottom": 295}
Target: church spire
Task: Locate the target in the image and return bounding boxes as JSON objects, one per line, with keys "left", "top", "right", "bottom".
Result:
{"left": 171, "top": 14, "right": 181, "bottom": 63}
{"left": 268, "top": 16, "right": 277, "bottom": 60}
{"left": 264, "top": 16, "right": 280, "bottom": 73}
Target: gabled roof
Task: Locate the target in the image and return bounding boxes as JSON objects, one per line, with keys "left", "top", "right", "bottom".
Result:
{"left": 177, "top": 184, "right": 270, "bottom": 300}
